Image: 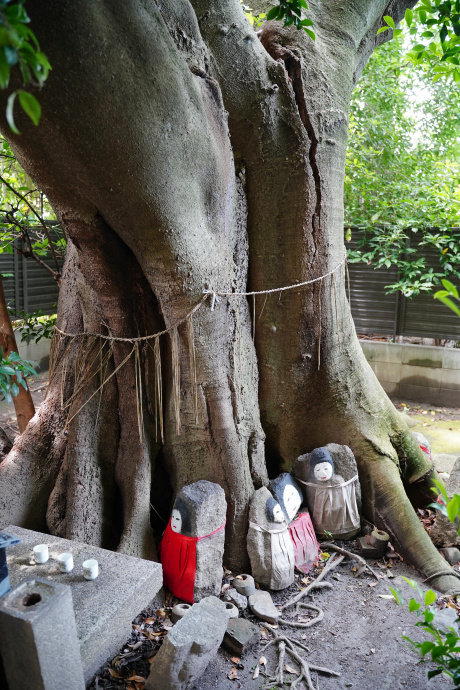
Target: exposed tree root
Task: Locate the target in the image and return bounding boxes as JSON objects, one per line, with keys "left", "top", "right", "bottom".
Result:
{"left": 263, "top": 630, "right": 341, "bottom": 690}
{"left": 278, "top": 553, "right": 343, "bottom": 629}
{"left": 320, "top": 543, "right": 380, "bottom": 581}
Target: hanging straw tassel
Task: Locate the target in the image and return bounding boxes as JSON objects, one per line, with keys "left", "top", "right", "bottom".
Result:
{"left": 170, "top": 327, "right": 181, "bottom": 435}
{"left": 186, "top": 315, "right": 199, "bottom": 425}
{"left": 153, "top": 336, "right": 164, "bottom": 444}
{"left": 134, "top": 341, "right": 144, "bottom": 442}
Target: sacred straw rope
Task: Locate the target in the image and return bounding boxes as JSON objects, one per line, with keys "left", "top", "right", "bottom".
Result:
{"left": 50, "top": 251, "right": 349, "bottom": 438}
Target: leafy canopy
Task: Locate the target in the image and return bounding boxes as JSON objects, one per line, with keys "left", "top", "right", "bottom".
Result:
{"left": 345, "top": 33, "right": 460, "bottom": 296}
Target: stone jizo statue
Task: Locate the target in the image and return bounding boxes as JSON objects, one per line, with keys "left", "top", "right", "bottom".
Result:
{"left": 269, "top": 473, "right": 319, "bottom": 575}
{"left": 160, "top": 480, "right": 226, "bottom": 603}
{"left": 293, "top": 445, "right": 361, "bottom": 540}
{"left": 247, "top": 487, "right": 295, "bottom": 590}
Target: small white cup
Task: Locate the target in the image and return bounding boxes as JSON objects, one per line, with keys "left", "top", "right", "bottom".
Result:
{"left": 57, "top": 552, "right": 74, "bottom": 573}
{"left": 83, "top": 559, "right": 98, "bottom": 580}
{"left": 33, "top": 544, "right": 49, "bottom": 564}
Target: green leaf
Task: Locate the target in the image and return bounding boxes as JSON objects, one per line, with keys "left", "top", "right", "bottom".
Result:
{"left": 0, "top": 365, "right": 15, "bottom": 375}
{"left": 425, "top": 590, "right": 437, "bottom": 606}
{"left": 431, "top": 644, "right": 449, "bottom": 659}
{"left": 266, "top": 6, "right": 280, "bottom": 20}
{"left": 441, "top": 279, "right": 459, "bottom": 297}
{"left": 6, "top": 91, "right": 20, "bottom": 134}
{"left": 435, "top": 294, "right": 460, "bottom": 318}
{"left": 304, "top": 28, "right": 315, "bottom": 40}
{"left": 421, "top": 640, "right": 435, "bottom": 655}
{"left": 18, "top": 90, "right": 41, "bottom": 126}
{"left": 383, "top": 15, "right": 395, "bottom": 29}
{"left": 428, "top": 669, "right": 443, "bottom": 678}
{"left": 405, "top": 8, "right": 413, "bottom": 26}
{"left": 409, "top": 598, "right": 421, "bottom": 612}
{"left": 0, "top": 48, "right": 10, "bottom": 89}
{"left": 447, "top": 494, "right": 460, "bottom": 522}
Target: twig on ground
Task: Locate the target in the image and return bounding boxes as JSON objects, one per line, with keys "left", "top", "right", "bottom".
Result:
{"left": 321, "top": 542, "right": 380, "bottom": 581}
{"left": 263, "top": 629, "right": 341, "bottom": 690}
{"left": 279, "top": 552, "right": 343, "bottom": 615}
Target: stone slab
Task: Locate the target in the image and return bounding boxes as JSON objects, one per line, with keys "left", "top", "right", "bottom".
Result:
{"left": 222, "top": 618, "right": 259, "bottom": 657}
{"left": 3, "top": 526, "right": 163, "bottom": 683}
{"left": 145, "top": 596, "right": 229, "bottom": 690}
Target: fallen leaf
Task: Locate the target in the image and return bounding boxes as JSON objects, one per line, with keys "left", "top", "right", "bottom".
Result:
{"left": 228, "top": 667, "right": 238, "bottom": 680}
{"left": 301, "top": 577, "right": 310, "bottom": 585}
{"left": 145, "top": 617, "right": 156, "bottom": 624}
{"left": 148, "top": 656, "right": 155, "bottom": 664}
{"left": 128, "top": 641, "right": 144, "bottom": 650}
{"left": 127, "top": 675, "right": 145, "bottom": 682}
{"left": 230, "top": 657, "right": 240, "bottom": 664}
{"left": 285, "top": 663, "right": 300, "bottom": 675}
{"left": 253, "top": 665, "right": 260, "bottom": 679}
{"left": 259, "top": 656, "right": 267, "bottom": 666}
{"left": 148, "top": 631, "right": 163, "bottom": 639}
{"left": 108, "top": 669, "right": 123, "bottom": 679}
{"left": 368, "top": 582, "right": 378, "bottom": 587}
{"left": 265, "top": 623, "right": 279, "bottom": 629}
{"left": 162, "top": 619, "right": 173, "bottom": 630}
{"left": 378, "top": 594, "right": 394, "bottom": 599}
{"left": 260, "top": 628, "right": 269, "bottom": 640}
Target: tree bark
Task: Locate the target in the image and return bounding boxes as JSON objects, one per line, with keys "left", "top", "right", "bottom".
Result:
{"left": 0, "top": 275, "right": 35, "bottom": 432}
{"left": 0, "top": 0, "right": 456, "bottom": 591}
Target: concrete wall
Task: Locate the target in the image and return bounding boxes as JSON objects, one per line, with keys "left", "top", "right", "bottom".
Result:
{"left": 360, "top": 340, "right": 460, "bottom": 407}
{"left": 15, "top": 334, "right": 51, "bottom": 371}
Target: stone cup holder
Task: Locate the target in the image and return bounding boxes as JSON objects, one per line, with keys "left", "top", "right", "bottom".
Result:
{"left": 171, "top": 603, "right": 192, "bottom": 624}
{"left": 233, "top": 574, "right": 256, "bottom": 597}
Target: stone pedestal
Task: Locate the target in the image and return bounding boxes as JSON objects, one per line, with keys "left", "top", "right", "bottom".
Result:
{"left": 0, "top": 577, "right": 85, "bottom": 690}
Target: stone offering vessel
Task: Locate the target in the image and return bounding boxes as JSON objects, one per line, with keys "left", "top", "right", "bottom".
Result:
{"left": 268, "top": 474, "right": 319, "bottom": 575}
{"left": 160, "top": 480, "right": 226, "bottom": 603}
{"left": 293, "top": 444, "right": 361, "bottom": 540}
{"left": 247, "top": 487, "right": 295, "bottom": 590}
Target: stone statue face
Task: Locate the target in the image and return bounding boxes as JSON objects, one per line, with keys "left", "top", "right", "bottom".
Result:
{"left": 272, "top": 502, "right": 285, "bottom": 523}
{"left": 313, "top": 462, "right": 333, "bottom": 482}
{"left": 282, "top": 484, "right": 301, "bottom": 521}
{"left": 171, "top": 508, "right": 182, "bottom": 533}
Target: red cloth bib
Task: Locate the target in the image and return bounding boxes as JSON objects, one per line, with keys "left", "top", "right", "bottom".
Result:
{"left": 419, "top": 444, "right": 432, "bottom": 461}
{"left": 160, "top": 519, "right": 226, "bottom": 604}
{"left": 288, "top": 512, "right": 320, "bottom": 574}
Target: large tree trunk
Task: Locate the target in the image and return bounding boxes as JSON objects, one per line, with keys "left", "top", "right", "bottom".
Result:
{"left": 0, "top": 0, "right": 457, "bottom": 591}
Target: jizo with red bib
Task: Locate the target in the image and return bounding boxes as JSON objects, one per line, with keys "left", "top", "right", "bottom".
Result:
{"left": 160, "top": 480, "right": 226, "bottom": 604}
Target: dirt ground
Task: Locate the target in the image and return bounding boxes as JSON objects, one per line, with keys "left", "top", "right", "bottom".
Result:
{"left": 2, "top": 373, "right": 460, "bottom": 690}
{"left": 88, "top": 554, "right": 458, "bottom": 690}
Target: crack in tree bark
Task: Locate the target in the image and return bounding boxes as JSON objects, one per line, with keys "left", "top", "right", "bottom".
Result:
{"left": 282, "top": 51, "right": 322, "bottom": 239}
